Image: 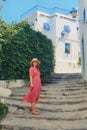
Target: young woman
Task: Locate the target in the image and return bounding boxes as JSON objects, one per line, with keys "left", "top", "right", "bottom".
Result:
{"left": 23, "top": 58, "right": 42, "bottom": 115}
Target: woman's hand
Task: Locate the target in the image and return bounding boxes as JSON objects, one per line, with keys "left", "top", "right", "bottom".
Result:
{"left": 30, "top": 83, "right": 34, "bottom": 89}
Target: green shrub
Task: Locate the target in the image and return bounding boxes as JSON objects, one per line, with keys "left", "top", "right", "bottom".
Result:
{"left": 0, "top": 101, "right": 8, "bottom": 129}
{"left": 0, "top": 21, "right": 54, "bottom": 82}
{"left": 77, "top": 57, "right": 81, "bottom": 65}
{"left": 0, "top": 125, "right": 2, "bottom": 130}
{"left": 0, "top": 101, "right": 8, "bottom": 120}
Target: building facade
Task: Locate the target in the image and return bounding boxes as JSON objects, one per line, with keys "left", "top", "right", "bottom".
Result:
{"left": 79, "top": 0, "right": 87, "bottom": 80}
{"left": 23, "top": 6, "right": 81, "bottom": 73}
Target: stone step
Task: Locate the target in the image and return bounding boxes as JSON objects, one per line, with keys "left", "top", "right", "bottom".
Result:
{"left": 4, "top": 94, "right": 87, "bottom": 106}
{"left": 1, "top": 73, "right": 87, "bottom": 130}
{"left": 11, "top": 83, "right": 87, "bottom": 92}
{"left": 7, "top": 106, "right": 87, "bottom": 121}
{"left": 5, "top": 94, "right": 87, "bottom": 101}
{"left": 4, "top": 98, "right": 87, "bottom": 113}
{"left": 2, "top": 116, "right": 87, "bottom": 130}
{"left": 9, "top": 86, "right": 87, "bottom": 95}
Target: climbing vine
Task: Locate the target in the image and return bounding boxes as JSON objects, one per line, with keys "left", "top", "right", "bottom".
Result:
{"left": 0, "top": 20, "right": 54, "bottom": 82}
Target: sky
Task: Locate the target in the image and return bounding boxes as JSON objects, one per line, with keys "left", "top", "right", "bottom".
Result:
{"left": 1, "top": 0, "right": 78, "bottom": 24}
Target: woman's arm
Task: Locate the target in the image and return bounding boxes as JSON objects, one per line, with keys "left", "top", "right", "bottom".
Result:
{"left": 29, "top": 67, "right": 34, "bottom": 87}
{"left": 30, "top": 76, "right": 33, "bottom": 87}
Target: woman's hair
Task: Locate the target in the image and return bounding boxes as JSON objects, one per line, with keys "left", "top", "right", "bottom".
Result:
{"left": 31, "top": 62, "right": 39, "bottom": 70}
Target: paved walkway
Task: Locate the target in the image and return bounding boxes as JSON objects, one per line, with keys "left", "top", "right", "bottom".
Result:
{"left": 1, "top": 73, "right": 87, "bottom": 130}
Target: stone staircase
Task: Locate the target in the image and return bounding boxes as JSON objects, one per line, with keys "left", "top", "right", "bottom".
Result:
{"left": 1, "top": 73, "right": 87, "bottom": 130}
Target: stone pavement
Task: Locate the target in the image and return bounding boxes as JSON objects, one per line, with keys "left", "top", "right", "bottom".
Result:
{"left": 0, "top": 87, "right": 12, "bottom": 98}
{"left": 1, "top": 73, "right": 87, "bottom": 130}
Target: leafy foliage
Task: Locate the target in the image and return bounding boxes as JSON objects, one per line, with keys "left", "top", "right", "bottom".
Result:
{"left": 0, "top": 20, "right": 54, "bottom": 82}
{"left": 0, "top": 100, "right": 8, "bottom": 129}
{"left": 0, "top": 101, "right": 8, "bottom": 120}
{"left": 77, "top": 57, "right": 81, "bottom": 65}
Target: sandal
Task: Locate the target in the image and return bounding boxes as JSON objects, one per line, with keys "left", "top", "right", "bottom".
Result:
{"left": 32, "top": 111, "right": 39, "bottom": 115}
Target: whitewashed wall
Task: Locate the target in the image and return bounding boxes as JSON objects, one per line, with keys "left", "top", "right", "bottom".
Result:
{"left": 79, "top": 0, "right": 87, "bottom": 81}
{"left": 25, "top": 11, "right": 81, "bottom": 73}
{"left": 54, "top": 13, "right": 80, "bottom": 73}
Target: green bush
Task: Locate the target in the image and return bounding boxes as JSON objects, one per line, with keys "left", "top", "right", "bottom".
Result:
{"left": 0, "top": 20, "right": 54, "bottom": 82}
{"left": 0, "top": 125, "right": 2, "bottom": 130}
{"left": 77, "top": 57, "right": 81, "bottom": 65}
{"left": 0, "top": 101, "right": 8, "bottom": 129}
{"left": 0, "top": 101, "right": 8, "bottom": 120}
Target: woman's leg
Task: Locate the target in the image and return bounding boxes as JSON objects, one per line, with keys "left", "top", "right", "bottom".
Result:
{"left": 30, "top": 104, "right": 39, "bottom": 112}
{"left": 31, "top": 102, "right": 39, "bottom": 115}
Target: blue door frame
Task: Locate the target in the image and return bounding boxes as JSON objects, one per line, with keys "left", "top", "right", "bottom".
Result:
{"left": 82, "top": 37, "right": 85, "bottom": 73}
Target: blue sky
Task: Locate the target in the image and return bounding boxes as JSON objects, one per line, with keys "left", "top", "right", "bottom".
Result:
{"left": 1, "top": 0, "right": 78, "bottom": 24}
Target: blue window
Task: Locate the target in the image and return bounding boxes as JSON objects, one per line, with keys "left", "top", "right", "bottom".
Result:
{"left": 76, "top": 27, "right": 79, "bottom": 31}
{"left": 65, "top": 43, "right": 71, "bottom": 54}
{"left": 64, "top": 25, "right": 71, "bottom": 33}
{"left": 83, "top": 8, "right": 86, "bottom": 24}
{"left": 43, "top": 23, "right": 50, "bottom": 31}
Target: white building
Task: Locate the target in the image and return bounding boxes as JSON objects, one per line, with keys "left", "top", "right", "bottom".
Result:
{"left": 79, "top": 0, "right": 87, "bottom": 81}
{"left": 23, "top": 6, "right": 81, "bottom": 73}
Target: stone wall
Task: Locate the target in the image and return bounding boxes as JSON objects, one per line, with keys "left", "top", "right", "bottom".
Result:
{"left": 0, "top": 80, "right": 26, "bottom": 88}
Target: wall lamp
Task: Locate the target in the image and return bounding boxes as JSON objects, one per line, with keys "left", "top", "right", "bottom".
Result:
{"left": 70, "top": 8, "right": 87, "bottom": 25}
{"left": 70, "top": 8, "right": 77, "bottom": 18}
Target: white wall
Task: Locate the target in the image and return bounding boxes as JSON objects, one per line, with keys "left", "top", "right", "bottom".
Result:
{"left": 54, "top": 13, "right": 80, "bottom": 73}
{"left": 79, "top": 0, "right": 87, "bottom": 80}
{"left": 25, "top": 10, "right": 81, "bottom": 73}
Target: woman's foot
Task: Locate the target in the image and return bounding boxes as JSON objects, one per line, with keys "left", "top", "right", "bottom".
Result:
{"left": 32, "top": 111, "right": 39, "bottom": 115}
{"left": 29, "top": 107, "right": 39, "bottom": 112}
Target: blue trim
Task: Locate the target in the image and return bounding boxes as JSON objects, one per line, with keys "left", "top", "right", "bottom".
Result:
{"left": 83, "top": 8, "right": 86, "bottom": 24}
{"left": 82, "top": 37, "right": 85, "bottom": 73}
{"left": 20, "top": 5, "right": 69, "bottom": 18}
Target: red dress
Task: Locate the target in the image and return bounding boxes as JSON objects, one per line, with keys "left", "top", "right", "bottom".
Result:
{"left": 23, "top": 67, "right": 41, "bottom": 103}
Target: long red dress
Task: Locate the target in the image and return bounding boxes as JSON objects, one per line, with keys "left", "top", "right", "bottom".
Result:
{"left": 23, "top": 66, "right": 41, "bottom": 103}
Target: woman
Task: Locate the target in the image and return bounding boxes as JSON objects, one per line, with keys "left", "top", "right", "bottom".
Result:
{"left": 23, "top": 58, "right": 42, "bottom": 115}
